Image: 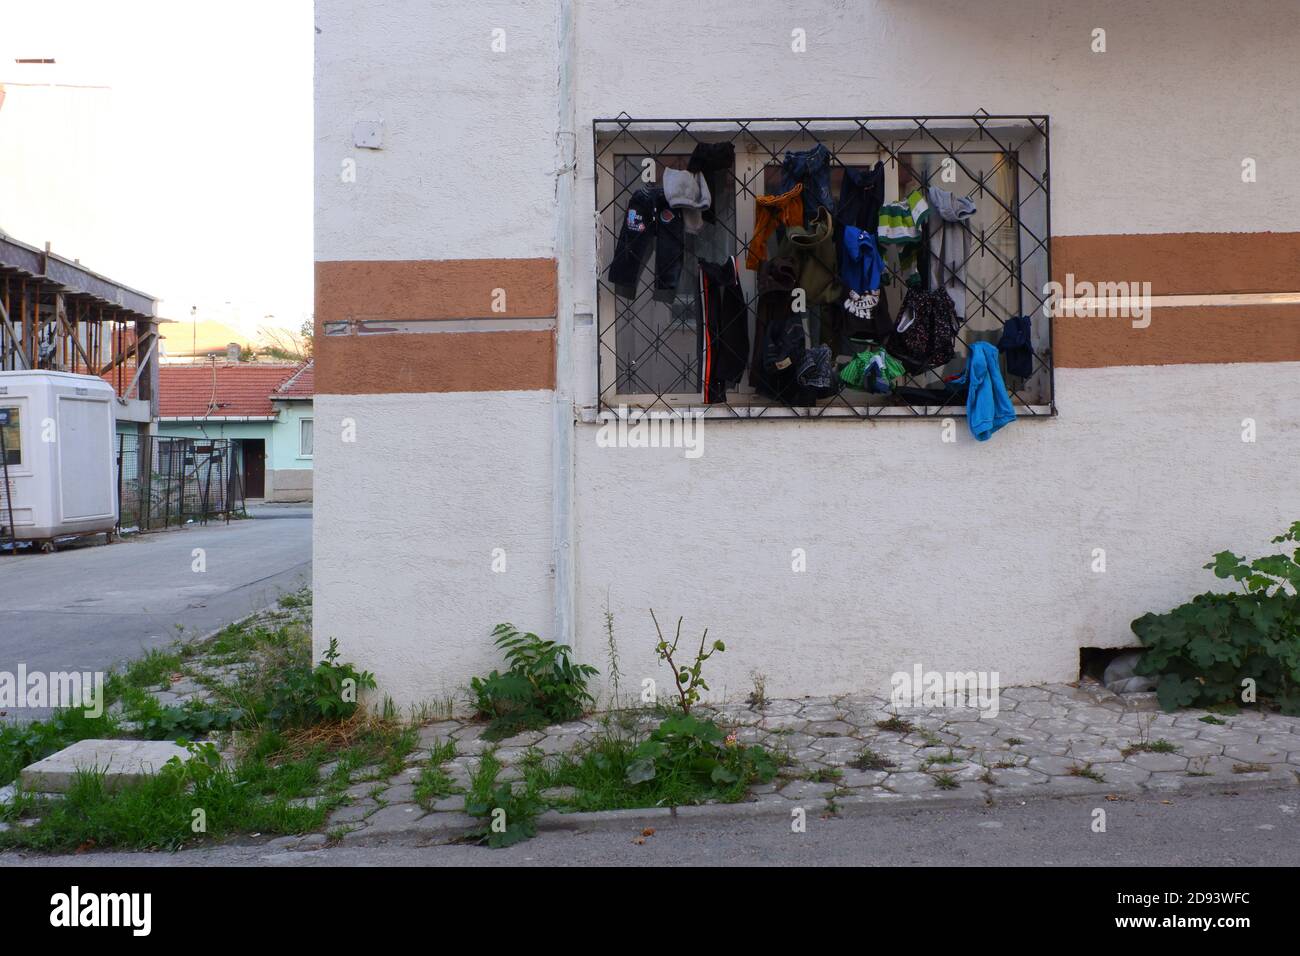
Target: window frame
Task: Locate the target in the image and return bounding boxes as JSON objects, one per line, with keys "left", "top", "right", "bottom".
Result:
{"left": 592, "top": 115, "right": 1055, "bottom": 421}
{"left": 0, "top": 403, "right": 24, "bottom": 468}
{"left": 298, "top": 416, "right": 314, "bottom": 460}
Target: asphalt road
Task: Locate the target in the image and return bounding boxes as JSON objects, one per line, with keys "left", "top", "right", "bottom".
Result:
{"left": 0, "top": 503, "right": 311, "bottom": 718}
{"left": 3, "top": 787, "right": 1296, "bottom": 867}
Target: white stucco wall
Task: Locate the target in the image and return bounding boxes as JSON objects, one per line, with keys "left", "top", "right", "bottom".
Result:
{"left": 314, "top": 0, "right": 559, "bottom": 262}
{"left": 313, "top": 0, "right": 1300, "bottom": 710}
{"left": 569, "top": 0, "right": 1300, "bottom": 250}
{"left": 574, "top": 362, "right": 1300, "bottom": 702}
{"left": 312, "top": 391, "right": 554, "bottom": 707}
{"left": 312, "top": 362, "right": 1299, "bottom": 711}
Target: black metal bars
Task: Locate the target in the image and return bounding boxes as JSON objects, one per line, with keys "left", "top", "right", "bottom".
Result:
{"left": 593, "top": 114, "right": 1054, "bottom": 419}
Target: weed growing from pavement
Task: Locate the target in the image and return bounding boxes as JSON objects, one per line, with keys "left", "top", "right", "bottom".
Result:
{"left": 518, "top": 718, "right": 774, "bottom": 813}
{"left": 850, "top": 748, "right": 896, "bottom": 771}
{"left": 413, "top": 739, "right": 460, "bottom": 810}
{"left": 1069, "top": 763, "right": 1106, "bottom": 782}
{"left": 932, "top": 772, "right": 959, "bottom": 790}
{"left": 469, "top": 624, "right": 597, "bottom": 740}
{"left": 1121, "top": 739, "right": 1180, "bottom": 757}
{"left": 804, "top": 767, "right": 842, "bottom": 783}
{"left": 2, "top": 743, "right": 328, "bottom": 852}
{"left": 746, "top": 672, "right": 770, "bottom": 710}
{"left": 1232, "top": 762, "right": 1271, "bottom": 774}
{"left": 0, "top": 589, "right": 421, "bottom": 852}
{"left": 876, "top": 716, "right": 915, "bottom": 734}
{"left": 923, "top": 749, "right": 961, "bottom": 768}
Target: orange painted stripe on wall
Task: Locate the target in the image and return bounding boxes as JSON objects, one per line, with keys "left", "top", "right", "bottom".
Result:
{"left": 314, "top": 327, "right": 555, "bottom": 394}
{"left": 315, "top": 257, "right": 557, "bottom": 323}
{"left": 313, "top": 257, "right": 558, "bottom": 394}
{"left": 1052, "top": 232, "right": 1300, "bottom": 296}
{"left": 1054, "top": 303, "right": 1300, "bottom": 368}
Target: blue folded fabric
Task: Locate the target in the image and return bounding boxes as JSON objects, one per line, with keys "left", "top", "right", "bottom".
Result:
{"left": 951, "top": 341, "right": 1016, "bottom": 441}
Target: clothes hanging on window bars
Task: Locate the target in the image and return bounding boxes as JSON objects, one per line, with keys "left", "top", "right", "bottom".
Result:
{"left": 697, "top": 253, "right": 749, "bottom": 404}
{"left": 607, "top": 185, "right": 684, "bottom": 301}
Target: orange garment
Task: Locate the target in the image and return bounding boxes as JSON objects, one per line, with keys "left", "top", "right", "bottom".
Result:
{"left": 745, "top": 183, "right": 803, "bottom": 271}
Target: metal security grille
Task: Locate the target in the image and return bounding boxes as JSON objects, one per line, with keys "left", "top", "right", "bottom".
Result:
{"left": 593, "top": 113, "right": 1053, "bottom": 419}
{"left": 117, "top": 434, "right": 244, "bottom": 531}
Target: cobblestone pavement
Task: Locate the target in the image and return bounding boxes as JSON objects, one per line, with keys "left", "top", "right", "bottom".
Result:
{"left": 304, "top": 682, "right": 1300, "bottom": 849}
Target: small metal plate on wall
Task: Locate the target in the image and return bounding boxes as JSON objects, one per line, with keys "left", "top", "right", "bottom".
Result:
{"left": 352, "top": 120, "right": 383, "bottom": 149}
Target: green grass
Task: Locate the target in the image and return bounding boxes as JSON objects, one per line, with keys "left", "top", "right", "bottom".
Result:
{"left": 1069, "top": 763, "right": 1105, "bottom": 782}
{"left": 803, "top": 767, "right": 842, "bottom": 783}
{"left": 0, "top": 706, "right": 120, "bottom": 790}
{"left": 1121, "top": 739, "right": 1180, "bottom": 757}
{"left": 413, "top": 739, "right": 460, "bottom": 810}
{"left": 278, "top": 590, "right": 312, "bottom": 610}
{"left": 932, "top": 772, "right": 959, "bottom": 790}
{"left": 1, "top": 589, "right": 425, "bottom": 852}
{"left": 850, "top": 748, "right": 896, "bottom": 771}
{"left": 0, "top": 756, "right": 328, "bottom": 852}
{"left": 465, "top": 750, "right": 503, "bottom": 806}
{"left": 923, "top": 749, "right": 962, "bottom": 768}
{"left": 875, "top": 716, "right": 914, "bottom": 733}
{"left": 118, "top": 648, "right": 184, "bottom": 690}
{"left": 519, "top": 726, "right": 770, "bottom": 812}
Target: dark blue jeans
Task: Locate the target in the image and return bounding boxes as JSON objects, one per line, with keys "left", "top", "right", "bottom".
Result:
{"left": 607, "top": 187, "right": 684, "bottom": 300}
{"left": 780, "top": 143, "right": 833, "bottom": 225}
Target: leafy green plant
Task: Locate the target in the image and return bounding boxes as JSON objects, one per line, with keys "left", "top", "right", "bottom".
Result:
{"left": 260, "top": 638, "right": 376, "bottom": 727}
{"left": 1132, "top": 521, "right": 1300, "bottom": 714}
{"left": 528, "top": 716, "right": 777, "bottom": 813}
{"left": 463, "top": 749, "right": 541, "bottom": 848}
{"left": 469, "top": 624, "right": 597, "bottom": 738}
{"left": 118, "top": 692, "right": 243, "bottom": 741}
{"left": 650, "top": 610, "right": 724, "bottom": 716}
{"left": 625, "top": 714, "right": 775, "bottom": 790}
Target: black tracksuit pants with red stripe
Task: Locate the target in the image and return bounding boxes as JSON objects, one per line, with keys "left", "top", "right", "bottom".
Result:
{"left": 697, "top": 255, "right": 750, "bottom": 403}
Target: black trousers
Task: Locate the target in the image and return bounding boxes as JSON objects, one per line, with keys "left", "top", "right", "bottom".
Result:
{"left": 697, "top": 255, "right": 749, "bottom": 403}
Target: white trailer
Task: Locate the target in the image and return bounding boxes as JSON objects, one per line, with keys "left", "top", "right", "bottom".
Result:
{"left": 0, "top": 370, "right": 118, "bottom": 550}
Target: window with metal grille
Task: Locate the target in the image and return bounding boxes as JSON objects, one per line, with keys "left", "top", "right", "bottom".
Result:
{"left": 593, "top": 114, "right": 1053, "bottom": 419}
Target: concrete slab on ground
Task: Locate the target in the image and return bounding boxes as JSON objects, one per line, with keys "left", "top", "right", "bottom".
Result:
{"left": 20, "top": 739, "right": 193, "bottom": 793}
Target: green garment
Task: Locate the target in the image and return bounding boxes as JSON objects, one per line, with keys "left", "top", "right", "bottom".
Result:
{"left": 840, "top": 348, "right": 905, "bottom": 389}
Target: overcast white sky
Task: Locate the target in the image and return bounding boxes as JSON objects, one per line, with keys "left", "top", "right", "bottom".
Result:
{"left": 0, "top": 0, "right": 312, "bottom": 339}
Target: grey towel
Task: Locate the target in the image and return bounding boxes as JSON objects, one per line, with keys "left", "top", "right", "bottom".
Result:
{"left": 926, "top": 187, "right": 976, "bottom": 320}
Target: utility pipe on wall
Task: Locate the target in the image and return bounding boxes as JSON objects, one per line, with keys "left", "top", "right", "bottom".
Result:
{"left": 551, "top": 0, "right": 577, "bottom": 647}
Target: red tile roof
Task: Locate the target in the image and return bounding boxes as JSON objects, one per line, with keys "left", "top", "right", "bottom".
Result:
{"left": 271, "top": 360, "right": 314, "bottom": 399}
{"left": 157, "top": 363, "right": 302, "bottom": 418}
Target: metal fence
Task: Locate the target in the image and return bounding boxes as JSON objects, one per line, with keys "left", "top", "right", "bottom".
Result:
{"left": 593, "top": 113, "right": 1054, "bottom": 419}
{"left": 117, "top": 434, "right": 244, "bottom": 531}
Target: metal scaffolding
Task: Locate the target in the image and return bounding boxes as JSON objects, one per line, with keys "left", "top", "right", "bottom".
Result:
{"left": 0, "top": 233, "right": 160, "bottom": 412}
